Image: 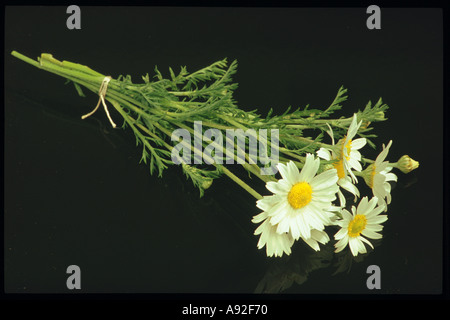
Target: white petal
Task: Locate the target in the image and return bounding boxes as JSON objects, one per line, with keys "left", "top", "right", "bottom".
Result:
{"left": 376, "top": 140, "right": 393, "bottom": 164}
{"left": 311, "top": 229, "right": 330, "bottom": 244}
{"left": 365, "top": 205, "right": 386, "bottom": 220}
{"left": 366, "top": 197, "right": 379, "bottom": 214}
{"left": 334, "top": 227, "right": 348, "bottom": 240}
{"left": 307, "top": 202, "right": 333, "bottom": 226}
{"left": 338, "top": 189, "right": 346, "bottom": 207}
{"left": 325, "top": 123, "right": 335, "bottom": 144}
{"left": 350, "top": 149, "right": 362, "bottom": 162}
{"left": 355, "top": 237, "right": 367, "bottom": 254}
{"left": 351, "top": 138, "right": 366, "bottom": 150}
{"left": 377, "top": 162, "right": 389, "bottom": 173}
{"left": 365, "top": 224, "right": 383, "bottom": 232}
{"left": 334, "top": 236, "right": 349, "bottom": 253}
{"left": 341, "top": 208, "right": 353, "bottom": 222}
{"left": 266, "top": 180, "right": 290, "bottom": 195}
{"left": 360, "top": 236, "right": 374, "bottom": 249}
{"left": 317, "top": 148, "right": 332, "bottom": 160}
{"left": 348, "top": 238, "right": 360, "bottom": 256}
{"left": 310, "top": 168, "right": 338, "bottom": 190}
{"left": 376, "top": 196, "right": 388, "bottom": 211}
{"left": 373, "top": 173, "right": 386, "bottom": 191}
{"left": 256, "top": 195, "right": 278, "bottom": 211}
{"left": 348, "top": 157, "right": 362, "bottom": 172}
{"left": 286, "top": 161, "right": 301, "bottom": 184}
{"left": 347, "top": 168, "right": 358, "bottom": 184}
{"left": 290, "top": 216, "right": 301, "bottom": 239}
{"left": 268, "top": 200, "right": 289, "bottom": 220}
{"left": 254, "top": 219, "right": 269, "bottom": 236}
{"left": 277, "top": 162, "right": 291, "bottom": 182}
{"left": 303, "top": 208, "right": 324, "bottom": 231}
{"left": 252, "top": 211, "right": 269, "bottom": 224}
{"left": 338, "top": 177, "right": 360, "bottom": 198}
{"left": 385, "top": 172, "right": 398, "bottom": 182}
{"left": 303, "top": 237, "right": 320, "bottom": 251}
{"left": 276, "top": 216, "right": 291, "bottom": 234}
{"left": 297, "top": 212, "right": 311, "bottom": 239}
{"left": 298, "top": 154, "right": 319, "bottom": 182}
{"left": 312, "top": 189, "right": 338, "bottom": 202}
{"left": 367, "top": 215, "right": 388, "bottom": 224}
{"left": 356, "top": 196, "right": 370, "bottom": 214}
{"left": 347, "top": 114, "right": 360, "bottom": 139}
{"left": 362, "top": 229, "right": 382, "bottom": 239}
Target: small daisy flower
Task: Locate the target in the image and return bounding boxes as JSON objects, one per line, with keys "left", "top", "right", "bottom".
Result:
{"left": 253, "top": 215, "right": 295, "bottom": 257}
{"left": 252, "top": 196, "right": 295, "bottom": 257}
{"left": 253, "top": 194, "right": 332, "bottom": 257}
{"left": 317, "top": 146, "right": 359, "bottom": 207}
{"left": 317, "top": 114, "right": 366, "bottom": 206}
{"left": 257, "top": 155, "right": 339, "bottom": 241}
{"left": 334, "top": 196, "right": 388, "bottom": 256}
{"left": 341, "top": 113, "right": 367, "bottom": 182}
{"left": 362, "top": 140, "right": 398, "bottom": 210}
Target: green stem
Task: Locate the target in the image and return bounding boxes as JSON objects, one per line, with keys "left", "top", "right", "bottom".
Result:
{"left": 173, "top": 121, "right": 274, "bottom": 184}
{"left": 152, "top": 121, "right": 263, "bottom": 200}
{"left": 109, "top": 99, "right": 161, "bottom": 160}
{"left": 217, "top": 166, "right": 263, "bottom": 200}
{"left": 353, "top": 172, "right": 362, "bottom": 178}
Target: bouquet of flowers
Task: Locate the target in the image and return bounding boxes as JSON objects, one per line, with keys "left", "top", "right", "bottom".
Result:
{"left": 11, "top": 51, "right": 419, "bottom": 258}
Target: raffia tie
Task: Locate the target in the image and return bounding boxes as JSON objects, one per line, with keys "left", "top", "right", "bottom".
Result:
{"left": 81, "top": 76, "right": 116, "bottom": 128}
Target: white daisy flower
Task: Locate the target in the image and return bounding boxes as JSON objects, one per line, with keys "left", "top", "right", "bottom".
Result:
{"left": 341, "top": 113, "right": 367, "bottom": 182}
{"left": 362, "top": 140, "right": 398, "bottom": 210}
{"left": 253, "top": 218, "right": 295, "bottom": 258}
{"left": 257, "top": 155, "right": 339, "bottom": 241}
{"left": 252, "top": 198, "right": 295, "bottom": 257}
{"left": 317, "top": 114, "right": 366, "bottom": 206}
{"left": 334, "top": 196, "right": 388, "bottom": 256}
{"left": 317, "top": 148, "right": 359, "bottom": 207}
{"left": 253, "top": 195, "right": 332, "bottom": 257}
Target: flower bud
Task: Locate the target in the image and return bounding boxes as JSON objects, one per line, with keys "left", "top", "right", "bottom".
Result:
{"left": 202, "top": 178, "right": 213, "bottom": 190}
{"left": 396, "top": 155, "right": 419, "bottom": 173}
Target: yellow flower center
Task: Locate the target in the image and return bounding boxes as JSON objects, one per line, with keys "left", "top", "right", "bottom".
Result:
{"left": 348, "top": 214, "right": 367, "bottom": 238}
{"left": 332, "top": 138, "right": 353, "bottom": 180}
{"left": 287, "top": 182, "right": 312, "bottom": 209}
{"left": 364, "top": 164, "right": 377, "bottom": 189}
{"left": 343, "top": 139, "right": 352, "bottom": 161}
{"left": 333, "top": 159, "right": 346, "bottom": 179}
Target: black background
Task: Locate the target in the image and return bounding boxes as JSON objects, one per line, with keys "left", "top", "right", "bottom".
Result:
{"left": 4, "top": 6, "right": 445, "bottom": 295}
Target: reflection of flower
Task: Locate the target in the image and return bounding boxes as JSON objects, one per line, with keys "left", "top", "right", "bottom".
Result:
{"left": 332, "top": 237, "right": 382, "bottom": 276}
{"left": 254, "top": 241, "right": 334, "bottom": 293}
{"left": 362, "top": 140, "right": 397, "bottom": 210}
{"left": 317, "top": 114, "right": 366, "bottom": 207}
{"left": 334, "top": 196, "right": 387, "bottom": 256}
{"left": 252, "top": 155, "right": 339, "bottom": 257}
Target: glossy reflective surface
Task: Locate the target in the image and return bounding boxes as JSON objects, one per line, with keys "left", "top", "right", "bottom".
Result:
{"left": 4, "top": 6, "right": 444, "bottom": 294}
